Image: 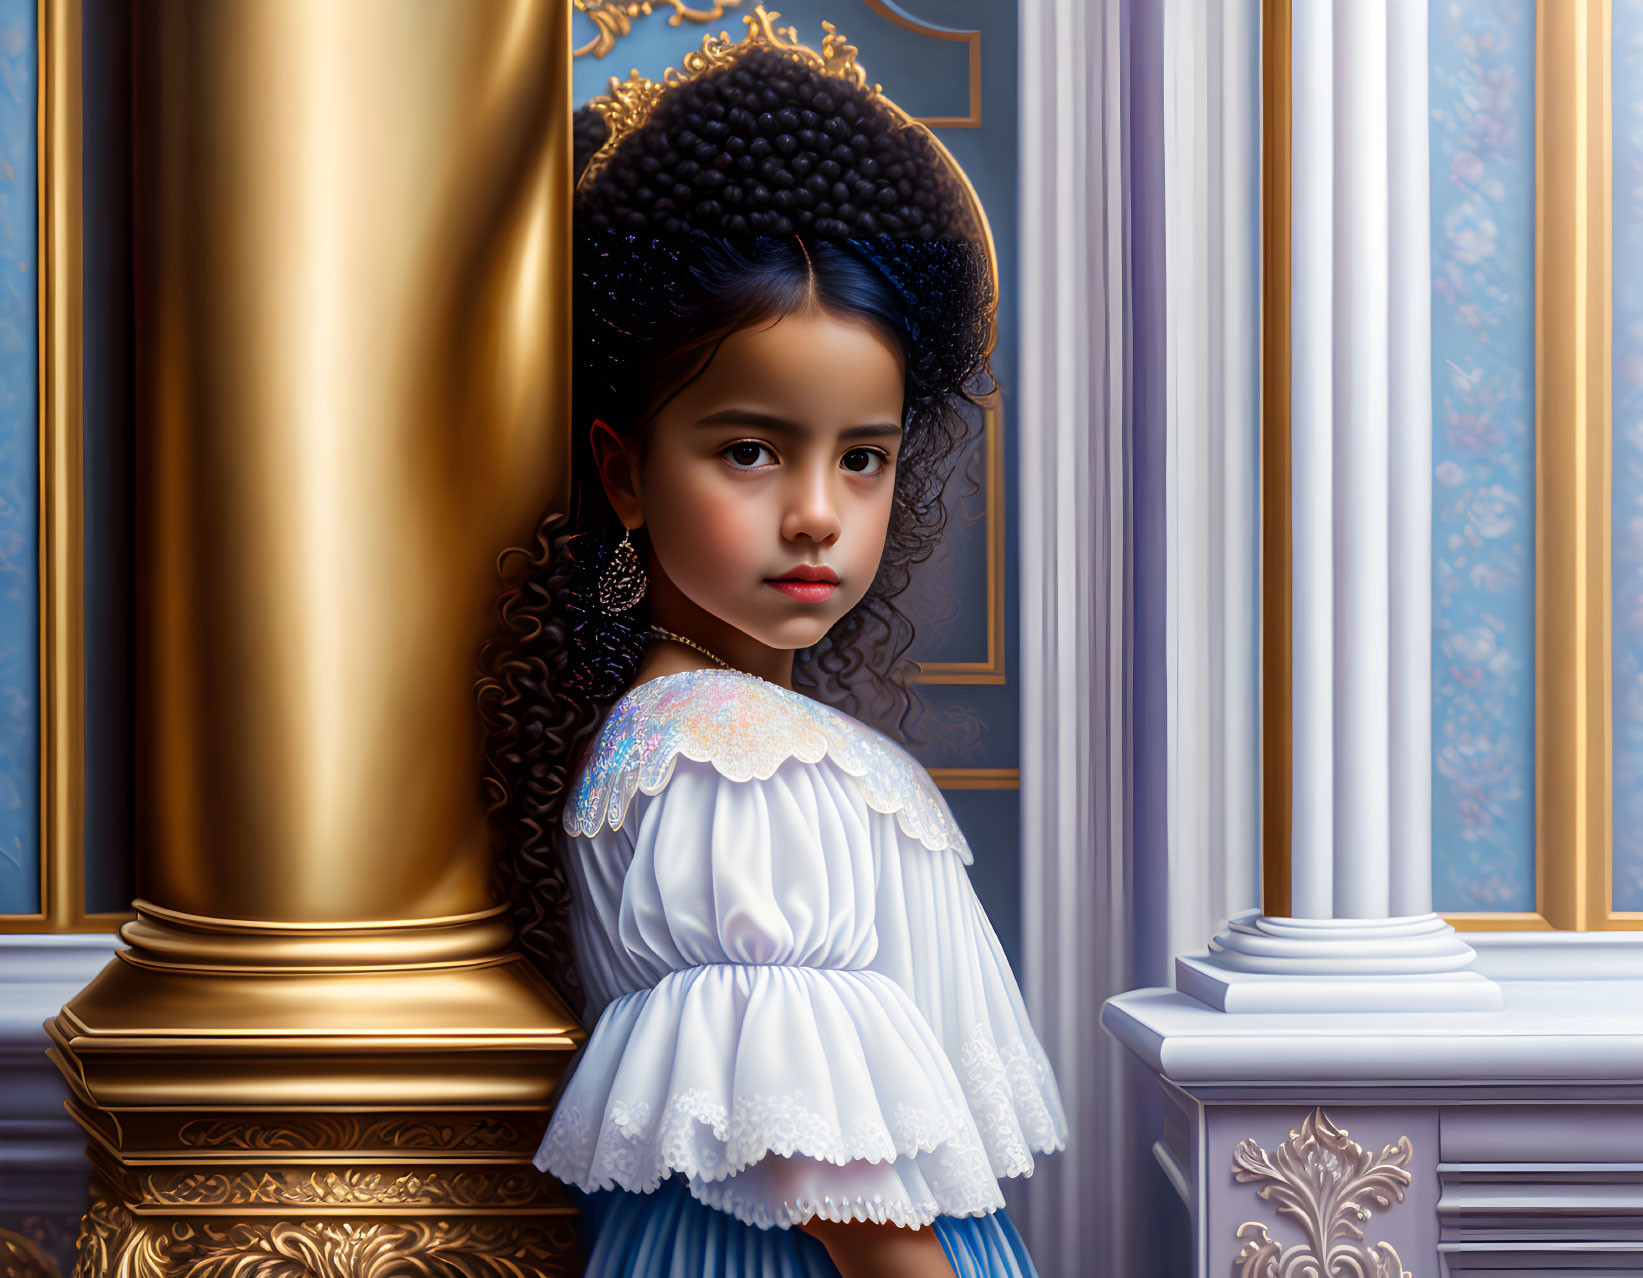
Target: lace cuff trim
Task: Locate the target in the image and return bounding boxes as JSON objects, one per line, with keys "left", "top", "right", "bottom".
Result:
{"left": 687, "top": 1178, "right": 1002, "bottom": 1232}
{"left": 537, "top": 1083, "right": 977, "bottom": 1190}
{"left": 562, "top": 669, "right": 971, "bottom": 860}
{"left": 957, "top": 1022, "right": 1070, "bottom": 1178}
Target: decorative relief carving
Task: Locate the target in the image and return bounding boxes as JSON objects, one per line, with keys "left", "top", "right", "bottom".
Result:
{"left": 75, "top": 1201, "right": 579, "bottom": 1278}
{"left": 574, "top": 0, "right": 748, "bottom": 60}
{"left": 135, "top": 1169, "right": 543, "bottom": 1209}
{"left": 0, "top": 1227, "right": 60, "bottom": 1278}
{"left": 175, "top": 1115, "right": 535, "bottom": 1153}
{"left": 1232, "top": 1108, "right": 1414, "bottom": 1278}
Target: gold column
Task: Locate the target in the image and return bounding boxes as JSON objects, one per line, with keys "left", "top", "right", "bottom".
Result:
{"left": 47, "top": 2, "right": 582, "bottom": 1269}
{"left": 1536, "top": 0, "right": 1616, "bottom": 931}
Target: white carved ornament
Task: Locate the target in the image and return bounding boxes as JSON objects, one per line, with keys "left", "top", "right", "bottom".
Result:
{"left": 1232, "top": 1108, "right": 1413, "bottom": 1278}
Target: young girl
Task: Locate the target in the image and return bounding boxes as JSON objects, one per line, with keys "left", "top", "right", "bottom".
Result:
{"left": 478, "top": 16, "right": 1066, "bottom": 1276}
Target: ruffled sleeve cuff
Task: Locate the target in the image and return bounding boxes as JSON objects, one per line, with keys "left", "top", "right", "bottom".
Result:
{"left": 533, "top": 962, "right": 1008, "bottom": 1229}
{"left": 870, "top": 836, "right": 1072, "bottom": 1180}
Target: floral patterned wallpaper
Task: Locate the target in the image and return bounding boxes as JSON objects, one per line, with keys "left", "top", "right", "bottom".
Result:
{"left": 1428, "top": 0, "right": 1537, "bottom": 913}
{"left": 0, "top": 0, "right": 33, "bottom": 916}
{"left": 1613, "top": 0, "right": 1643, "bottom": 913}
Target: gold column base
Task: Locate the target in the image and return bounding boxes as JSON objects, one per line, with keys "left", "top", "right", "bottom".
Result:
{"left": 72, "top": 1188, "right": 579, "bottom": 1278}
{"left": 47, "top": 905, "right": 584, "bottom": 1274}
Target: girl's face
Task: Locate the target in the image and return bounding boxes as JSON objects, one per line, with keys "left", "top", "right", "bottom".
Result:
{"left": 599, "top": 306, "right": 906, "bottom": 660}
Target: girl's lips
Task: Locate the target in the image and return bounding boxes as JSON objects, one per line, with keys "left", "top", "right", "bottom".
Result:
{"left": 767, "top": 579, "right": 838, "bottom": 603}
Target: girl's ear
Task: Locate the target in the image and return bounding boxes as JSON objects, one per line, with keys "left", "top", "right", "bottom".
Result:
{"left": 589, "top": 419, "right": 644, "bottom": 530}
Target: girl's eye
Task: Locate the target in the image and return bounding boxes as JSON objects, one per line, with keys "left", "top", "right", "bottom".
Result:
{"left": 841, "top": 447, "right": 888, "bottom": 476}
{"left": 722, "top": 441, "right": 776, "bottom": 469}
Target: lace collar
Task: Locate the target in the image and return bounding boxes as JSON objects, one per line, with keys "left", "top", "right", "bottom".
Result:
{"left": 562, "top": 669, "right": 971, "bottom": 860}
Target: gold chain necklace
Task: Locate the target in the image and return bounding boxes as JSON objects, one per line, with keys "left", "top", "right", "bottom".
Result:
{"left": 648, "top": 625, "right": 731, "bottom": 670}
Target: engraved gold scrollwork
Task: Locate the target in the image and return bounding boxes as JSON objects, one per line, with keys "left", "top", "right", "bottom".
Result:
{"left": 74, "top": 1200, "right": 578, "bottom": 1278}
{"left": 1231, "top": 1108, "right": 1414, "bottom": 1278}
{"left": 0, "top": 1227, "right": 61, "bottom": 1278}
{"left": 176, "top": 1115, "right": 533, "bottom": 1153}
{"left": 136, "top": 1169, "right": 542, "bottom": 1209}
{"left": 574, "top": 0, "right": 748, "bottom": 60}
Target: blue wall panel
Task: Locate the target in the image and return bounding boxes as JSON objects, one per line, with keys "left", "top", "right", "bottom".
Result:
{"left": 1428, "top": 0, "right": 1537, "bottom": 913}
{"left": 0, "top": 0, "right": 36, "bottom": 916}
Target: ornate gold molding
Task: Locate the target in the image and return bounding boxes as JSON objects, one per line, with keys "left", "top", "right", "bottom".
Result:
{"left": 74, "top": 1200, "right": 578, "bottom": 1278}
{"left": 133, "top": 1169, "right": 546, "bottom": 1210}
{"left": 65, "top": 1106, "right": 576, "bottom": 1271}
{"left": 174, "top": 1114, "right": 534, "bottom": 1153}
{"left": 574, "top": 0, "right": 747, "bottom": 60}
{"left": 1233, "top": 1109, "right": 1413, "bottom": 1278}
{"left": 1535, "top": 0, "right": 1623, "bottom": 930}
{"left": 0, "top": 1227, "right": 60, "bottom": 1278}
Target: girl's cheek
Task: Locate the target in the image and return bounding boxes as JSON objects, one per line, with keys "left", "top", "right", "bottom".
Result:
{"left": 657, "top": 478, "right": 767, "bottom": 574}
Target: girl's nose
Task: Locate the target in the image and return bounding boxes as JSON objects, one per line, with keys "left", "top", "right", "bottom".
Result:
{"left": 780, "top": 467, "right": 843, "bottom": 545}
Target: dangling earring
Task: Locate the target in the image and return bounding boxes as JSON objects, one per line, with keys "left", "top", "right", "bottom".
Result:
{"left": 597, "top": 528, "right": 647, "bottom": 614}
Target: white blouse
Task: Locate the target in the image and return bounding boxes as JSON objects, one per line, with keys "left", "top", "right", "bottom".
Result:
{"left": 534, "top": 668, "right": 1067, "bottom": 1231}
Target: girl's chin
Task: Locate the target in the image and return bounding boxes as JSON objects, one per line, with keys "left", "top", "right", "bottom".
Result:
{"left": 735, "top": 615, "right": 839, "bottom": 652}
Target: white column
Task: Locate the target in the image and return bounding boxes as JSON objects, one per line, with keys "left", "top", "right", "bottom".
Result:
{"left": 1332, "top": 0, "right": 1392, "bottom": 917}
{"left": 1289, "top": 0, "right": 1335, "bottom": 919}
{"left": 1174, "top": 0, "right": 1498, "bottom": 1013}
{"left": 1219, "top": 0, "right": 1261, "bottom": 935}
{"left": 1387, "top": 0, "right": 1434, "bottom": 918}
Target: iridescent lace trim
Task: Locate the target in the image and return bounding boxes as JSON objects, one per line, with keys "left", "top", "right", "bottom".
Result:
{"left": 562, "top": 669, "right": 971, "bottom": 861}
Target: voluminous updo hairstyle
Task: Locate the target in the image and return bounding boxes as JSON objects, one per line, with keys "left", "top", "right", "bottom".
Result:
{"left": 475, "top": 44, "right": 995, "bottom": 1011}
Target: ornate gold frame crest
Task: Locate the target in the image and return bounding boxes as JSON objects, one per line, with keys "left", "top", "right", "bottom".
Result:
{"left": 578, "top": 5, "right": 999, "bottom": 336}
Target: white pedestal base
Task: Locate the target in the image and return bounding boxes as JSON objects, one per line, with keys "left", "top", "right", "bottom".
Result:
{"left": 1175, "top": 911, "right": 1504, "bottom": 1012}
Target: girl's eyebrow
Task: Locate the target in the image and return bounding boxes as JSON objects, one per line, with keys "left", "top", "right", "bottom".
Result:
{"left": 696, "top": 408, "right": 903, "bottom": 438}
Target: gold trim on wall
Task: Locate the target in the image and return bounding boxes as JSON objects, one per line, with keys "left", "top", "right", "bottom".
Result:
{"left": 916, "top": 399, "right": 1005, "bottom": 684}
{"left": 1533, "top": 0, "right": 1626, "bottom": 931}
{"left": 1447, "top": 911, "right": 1553, "bottom": 932}
{"left": 1258, "top": 0, "right": 1292, "bottom": 919}
{"left": 39, "top": 0, "right": 83, "bottom": 932}
{"left": 929, "top": 767, "right": 1018, "bottom": 790}
{"left": 858, "top": 0, "right": 982, "bottom": 129}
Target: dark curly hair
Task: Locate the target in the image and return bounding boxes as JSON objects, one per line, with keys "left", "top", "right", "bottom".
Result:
{"left": 475, "top": 53, "right": 995, "bottom": 1013}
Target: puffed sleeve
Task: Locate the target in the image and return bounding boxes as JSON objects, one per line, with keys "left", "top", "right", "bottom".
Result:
{"left": 868, "top": 821, "right": 1070, "bottom": 1180}
{"left": 534, "top": 754, "right": 1010, "bottom": 1231}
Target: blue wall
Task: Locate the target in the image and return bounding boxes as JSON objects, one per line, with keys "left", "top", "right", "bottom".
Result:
{"left": 0, "top": 0, "right": 36, "bottom": 915}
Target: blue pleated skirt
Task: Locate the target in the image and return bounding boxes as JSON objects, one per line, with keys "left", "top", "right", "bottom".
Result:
{"left": 571, "top": 1176, "right": 1039, "bottom": 1278}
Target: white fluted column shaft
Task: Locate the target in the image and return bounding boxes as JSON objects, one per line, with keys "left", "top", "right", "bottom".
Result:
{"left": 1387, "top": 0, "right": 1434, "bottom": 918}
{"left": 1176, "top": 0, "right": 1495, "bottom": 1011}
{"left": 1287, "top": 0, "right": 1428, "bottom": 922}
{"left": 1289, "top": 0, "right": 1335, "bottom": 918}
